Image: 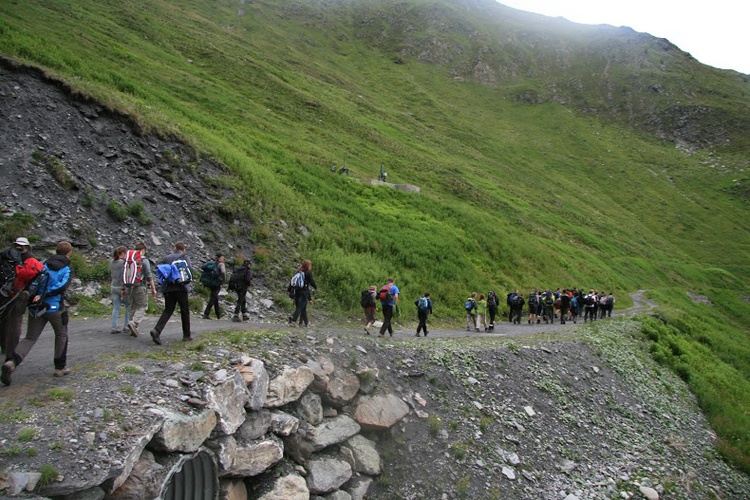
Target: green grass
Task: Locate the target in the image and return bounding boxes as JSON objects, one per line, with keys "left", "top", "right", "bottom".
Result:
{"left": 0, "top": 0, "right": 748, "bottom": 473}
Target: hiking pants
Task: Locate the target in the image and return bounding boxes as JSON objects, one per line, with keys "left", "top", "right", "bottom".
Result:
{"left": 380, "top": 304, "right": 394, "bottom": 335}
{"left": 364, "top": 307, "right": 376, "bottom": 326}
{"left": 512, "top": 305, "right": 523, "bottom": 324}
{"left": 153, "top": 289, "right": 191, "bottom": 338}
{"left": 1, "top": 292, "right": 28, "bottom": 361}
{"left": 204, "top": 285, "right": 221, "bottom": 318}
{"left": 13, "top": 309, "right": 68, "bottom": 370}
{"left": 234, "top": 286, "right": 248, "bottom": 315}
{"left": 125, "top": 285, "right": 148, "bottom": 327}
{"left": 543, "top": 305, "right": 555, "bottom": 323}
{"left": 488, "top": 306, "right": 497, "bottom": 326}
{"left": 416, "top": 311, "right": 429, "bottom": 335}
{"left": 584, "top": 306, "right": 596, "bottom": 322}
{"left": 466, "top": 312, "right": 477, "bottom": 330}
{"left": 560, "top": 306, "right": 569, "bottom": 324}
{"left": 292, "top": 289, "right": 310, "bottom": 326}
{"left": 111, "top": 289, "right": 129, "bottom": 331}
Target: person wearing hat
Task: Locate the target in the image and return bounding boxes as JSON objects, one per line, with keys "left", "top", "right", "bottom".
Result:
{"left": 0, "top": 237, "right": 43, "bottom": 364}
{"left": 201, "top": 252, "right": 226, "bottom": 320}
{"left": 361, "top": 285, "right": 378, "bottom": 334}
{"left": 3, "top": 240, "right": 73, "bottom": 386}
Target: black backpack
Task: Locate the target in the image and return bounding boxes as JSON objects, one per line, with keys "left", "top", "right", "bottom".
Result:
{"left": 0, "top": 247, "right": 21, "bottom": 303}
{"left": 487, "top": 292, "right": 498, "bottom": 308}
{"left": 228, "top": 266, "right": 245, "bottom": 292}
{"left": 361, "top": 289, "right": 376, "bottom": 308}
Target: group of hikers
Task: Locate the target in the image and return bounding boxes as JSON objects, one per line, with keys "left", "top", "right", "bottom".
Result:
{"left": 464, "top": 288, "right": 615, "bottom": 332}
{"left": 360, "top": 283, "right": 615, "bottom": 337}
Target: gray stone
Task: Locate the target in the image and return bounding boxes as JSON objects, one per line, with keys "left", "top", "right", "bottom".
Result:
{"left": 220, "top": 478, "right": 248, "bottom": 500}
{"left": 324, "top": 370, "right": 360, "bottom": 407}
{"left": 345, "top": 476, "right": 373, "bottom": 500}
{"left": 215, "top": 435, "right": 283, "bottom": 477}
{"left": 306, "top": 456, "right": 353, "bottom": 494}
{"left": 237, "top": 358, "right": 269, "bottom": 411}
{"left": 639, "top": 486, "right": 660, "bottom": 500}
{"left": 309, "top": 415, "right": 361, "bottom": 451}
{"left": 205, "top": 371, "right": 250, "bottom": 435}
{"left": 150, "top": 408, "right": 217, "bottom": 453}
{"left": 344, "top": 435, "right": 381, "bottom": 475}
{"left": 265, "top": 365, "right": 315, "bottom": 408}
{"left": 238, "top": 409, "right": 272, "bottom": 441}
{"left": 271, "top": 411, "right": 300, "bottom": 436}
{"left": 295, "top": 392, "right": 324, "bottom": 425}
{"left": 352, "top": 394, "right": 410, "bottom": 430}
{"left": 257, "top": 474, "right": 309, "bottom": 500}
{"left": 107, "top": 450, "right": 164, "bottom": 500}
{"left": 355, "top": 367, "right": 379, "bottom": 395}
{"left": 324, "top": 490, "right": 352, "bottom": 500}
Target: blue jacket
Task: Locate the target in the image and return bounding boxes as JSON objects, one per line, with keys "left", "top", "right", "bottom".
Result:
{"left": 37, "top": 254, "right": 71, "bottom": 313}
{"left": 158, "top": 251, "right": 193, "bottom": 293}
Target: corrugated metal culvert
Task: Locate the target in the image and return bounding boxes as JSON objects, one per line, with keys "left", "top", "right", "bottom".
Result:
{"left": 162, "top": 449, "right": 218, "bottom": 500}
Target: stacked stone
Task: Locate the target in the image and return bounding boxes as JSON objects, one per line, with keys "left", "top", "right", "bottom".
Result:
{"left": 108, "top": 353, "right": 410, "bottom": 499}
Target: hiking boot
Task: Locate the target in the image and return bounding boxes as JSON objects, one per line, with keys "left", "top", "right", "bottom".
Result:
{"left": 1, "top": 361, "right": 15, "bottom": 386}
{"left": 415, "top": 332, "right": 420, "bottom": 337}
{"left": 202, "top": 314, "right": 211, "bottom": 320}
{"left": 150, "top": 330, "right": 162, "bottom": 346}
{"left": 424, "top": 331, "right": 429, "bottom": 336}
{"left": 53, "top": 367, "right": 71, "bottom": 377}
{"left": 110, "top": 328, "right": 120, "bottom": 334}
{"left": 232, "top": 315, "right": 241, "bottom": 322}
{"left": 126, "top": 321, "right": 139, "bottom": 337}
{"left": 182, "top": 336, "right": 193, "bottom": 342}
{"left": 242, "top": 313, "right": 250, "bottom": 321}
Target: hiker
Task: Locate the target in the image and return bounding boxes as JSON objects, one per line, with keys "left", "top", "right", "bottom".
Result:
{"left": 201, "top": 252, "right": 226, "bottom": 320}
{"left": 124, "top": 242, "right": 157, "bottom": 338}
{"left": 465, "top": 292, "right": 478, "bottom": 332}
{"left": 583, "top": 290, "right": 597, "bottom": 322}
{"left": 0, "top": 237, "right": 43, "bottom": 361}
{"left": 108, "top": 246, "right": 129, "bottom": 334}
{"left": 361, "top": 285, "right": 378, "bottom": 334}
{"left": 150, "top": 241, "right": 193, "bottom": 345}
{"left": 511, "top": 293, "right": 525, "bottom": 324}
{"left": 476, "top": 293, "right": 488, "bottom": 332}
{"left": 378, "top": 277, "right": 399, "bottom": 337}
{"left": 542, "top": 290, "right": 555, "bottom": 324}
{"left": 606, "top": 292, "right": 615, "bottom": 317}
{"left": 415, "top": 292, "right": 433, "bottom": 337}
{"left": 230, "top": 258, "right": 253, "bottom": 322}
{"left": 487, "top": 291, "right": 499, "bottom": 331}
{"left": 559, "top": 289, "right": 571, "bottom": 325}
{"left": 527, "top": 289, "right": 539, "bottom": 325}
{"left": 570, "top": 293, "right": 579, "bottom": 323}
{"left": 289, "top": 259, "right": 317, "bottom": 328}
{"left": 2, "top": 241, "right": 73, "bottom": 386}
{"left": 506, "top": 290, "right": 517, "bottom": 322}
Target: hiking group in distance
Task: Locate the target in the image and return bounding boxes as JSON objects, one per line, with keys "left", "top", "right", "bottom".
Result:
{"left": 360, "top": 283, "right": 615, "bottom": 337}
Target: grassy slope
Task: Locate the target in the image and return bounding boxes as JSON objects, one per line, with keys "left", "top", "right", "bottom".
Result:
{"left": 1, "top": 0, "right": 749, "bottom": 471}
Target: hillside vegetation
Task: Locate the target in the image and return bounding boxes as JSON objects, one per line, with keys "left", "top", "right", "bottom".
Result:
{"left": 1, "top": 0, "right": 749, "bottom": 473}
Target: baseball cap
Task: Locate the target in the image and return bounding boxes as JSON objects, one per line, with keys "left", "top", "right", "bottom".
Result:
{"left": 14, "top": 237, "right": 31, "bottom": 247}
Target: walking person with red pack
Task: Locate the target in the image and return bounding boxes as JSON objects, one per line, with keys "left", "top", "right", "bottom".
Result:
{"left": 378, "top": 278, "right": 399, "bottom": 337}
{"left": 123, "top": 242, "right": 156, "bottom": 338}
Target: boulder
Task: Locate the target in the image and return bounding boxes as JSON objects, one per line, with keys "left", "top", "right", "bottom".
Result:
{"left": 149, "top": 408, "right": 217, "bottom": 453}
{"left": 204, "top": 371, "right": 251, "bottom": 435}
{"left": 257, "top": 474, "right": 309, "bottom": 500}
{"left": 214, "top": 435, "right": 284, "bottom": 477}
{"left": 352, "top": 394, "right": 409, "bottom": 430}
{"left": 306, "top": 456, "right": 352, "bottom": 495}
{"left": 265, "top": 366, "right": 314, "bottom": 408}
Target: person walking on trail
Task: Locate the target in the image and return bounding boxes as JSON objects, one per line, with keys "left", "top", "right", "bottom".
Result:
{"left": 476, "top": 293, "right": 488, "bottom": 332}
{"left": 511, "top": 293, "right": 525, "bottom": 324}
{"left": 361, "top": 285, "right": 378, "bottom": 334}
{"left": 526, "top": 289, "right": 539, "bottom": 325}
{"left": 465, "top": 292, "right": 478, "bottom": 332}
{"left": 378, "top": 277, "right": 399, "bottom": 337}
{"left": 124, "top": 242, "right": 157, "bottom": 338}
{"left": 289, "top": 259, "right": 317, "bottom": 328}
{"left": 486, "top": 291, "right": 499, "bottom": 331}
{"left": 2, "top": 241, "right": 73, "bottom": 386}
{"left": 109, "top": 246, "right": 129, "bottom": 334}
{"left": 149, "top": 241, "right": 193, "bottom": 345}
{"left": 231, "top": 258, "right": 253, "bottom": 322}
{"left": 201, "top": 252, "right": 226, "bottom": 320}
{"left": 0, "top": 237, "right": 43, "bottom": 361}
{"left": 415, "top": 292, "right": 433, "bottom": 337}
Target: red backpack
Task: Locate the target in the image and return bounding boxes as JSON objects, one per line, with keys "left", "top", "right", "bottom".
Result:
{"left": 122, "top": 250, "right": 143, "bottom": 285}
{"left": 14, "top": 258, "right": 43, "bottom": 292}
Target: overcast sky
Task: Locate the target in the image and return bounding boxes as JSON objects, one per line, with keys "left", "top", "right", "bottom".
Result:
{"left": 499, "top": 0, "right": 750, "bottom": 74}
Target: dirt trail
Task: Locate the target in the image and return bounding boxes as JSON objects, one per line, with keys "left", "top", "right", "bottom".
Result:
{"left": 1, "top": 291, "right": 654, "bottom": 393}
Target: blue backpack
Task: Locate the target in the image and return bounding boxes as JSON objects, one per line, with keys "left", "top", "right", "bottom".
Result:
{"left": 156, "top": 260, "right": 193, "bottom": 286}
{"left": 418, "top": 297, "right": 429, "bottom": 312}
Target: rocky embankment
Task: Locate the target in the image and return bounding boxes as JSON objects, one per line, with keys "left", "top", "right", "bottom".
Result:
{"left": 1, "top": 317, "right": 748, "bottom": 499}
